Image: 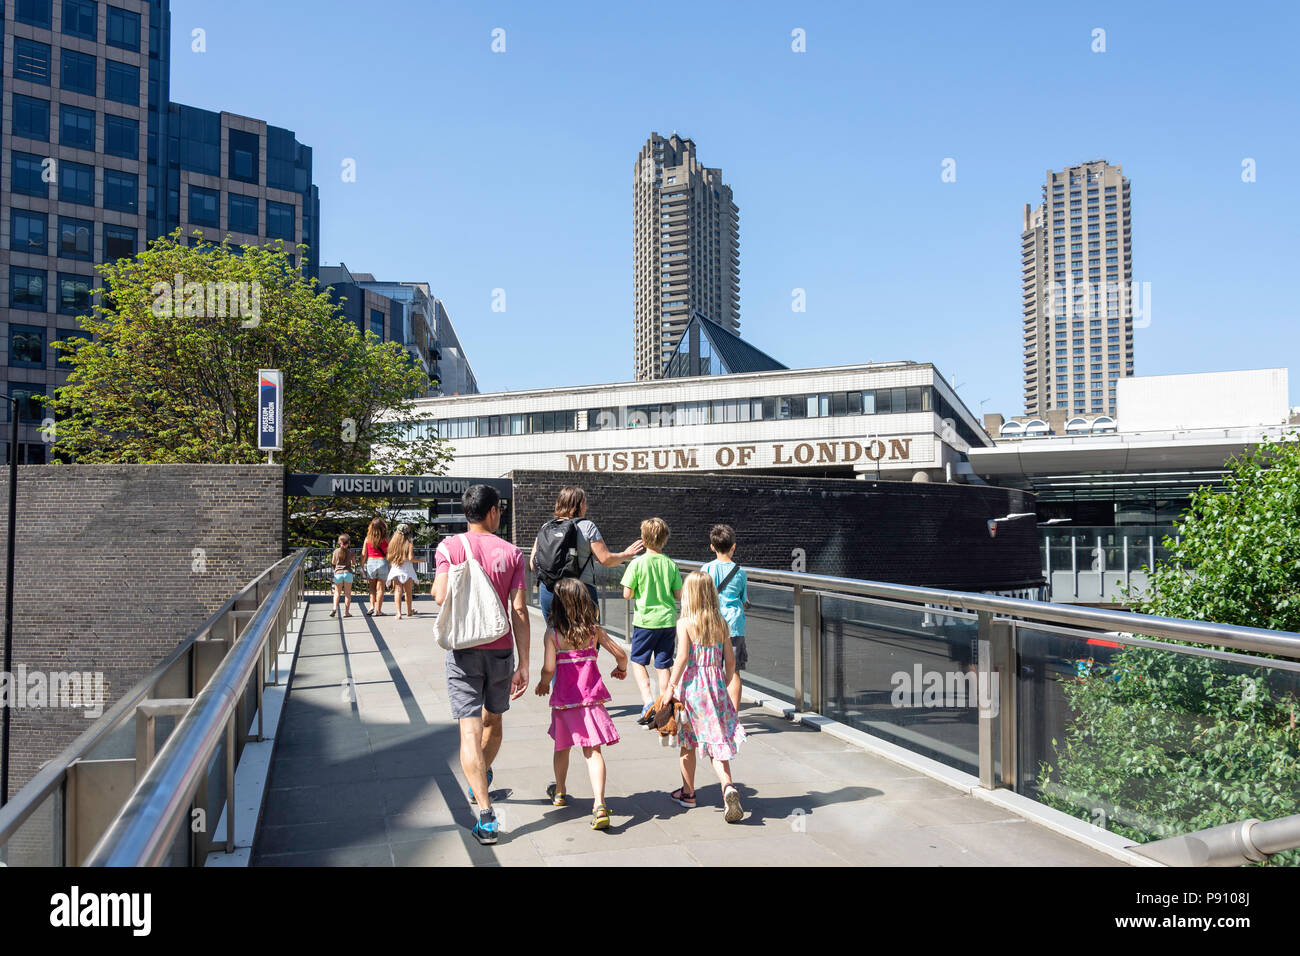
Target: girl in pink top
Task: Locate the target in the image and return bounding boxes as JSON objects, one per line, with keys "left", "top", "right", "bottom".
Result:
{"left": 535, "top": 578, "right": 628, "bottom": 829}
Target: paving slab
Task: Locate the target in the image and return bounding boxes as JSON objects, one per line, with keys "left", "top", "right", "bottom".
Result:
{"left": 251, "top": 594, "right": 1122, "bottom": 867}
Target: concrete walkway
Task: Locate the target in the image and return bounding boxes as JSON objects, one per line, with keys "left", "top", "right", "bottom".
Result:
{"left": 251, "top": 594, "right": 1118, "bottom": 866}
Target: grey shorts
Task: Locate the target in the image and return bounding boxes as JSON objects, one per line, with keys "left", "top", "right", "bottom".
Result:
{"left": 446, "top": 647, "right": 515, "bottom": 720}
{"left": 732, "top": 633, "right": 749, "bottom": 671}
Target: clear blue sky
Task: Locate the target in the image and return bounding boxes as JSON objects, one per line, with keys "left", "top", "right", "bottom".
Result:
{"left": 169, "top": 0, "right": 1300, "bottom": 415}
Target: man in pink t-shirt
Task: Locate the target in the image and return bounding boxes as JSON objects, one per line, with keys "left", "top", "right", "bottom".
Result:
{"left": 433, "top": 484, "right": 530, "bottom": 846}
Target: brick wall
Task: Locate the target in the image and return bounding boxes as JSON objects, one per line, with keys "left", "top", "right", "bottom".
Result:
{"left": 510, "top": 470, "right": 1041, "bottom": 591}
{"left": 0, "top": 465, "right": 284, "bottom": 799}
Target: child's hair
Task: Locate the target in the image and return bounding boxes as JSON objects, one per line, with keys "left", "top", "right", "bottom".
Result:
{"left": 338, "top": 533, "right": 351, "bottom": 547}
{"left": 641, "top": 517, "right": 669, "bottom": 551}
{"left": 549, "top": 577, "right": 599, "bottom": 649}
{"left": 386, "top": 527, "right": 410, "bottom": 564}
{"left": 681, "top": 572, "right": 728, "bottom": 647}
{"left": 365, "top": 518, "right": 387, "bottom": 550}
{"left": 710, "top": 524, "right": 735, "bottom": 553}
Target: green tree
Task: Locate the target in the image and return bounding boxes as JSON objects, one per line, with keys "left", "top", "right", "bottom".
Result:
{"left": 48, "top": 231, "right": 448, "bottom": 475}
{"left": 46, "top": 232, "right": 453, "bottom": 546}
{"left": 1038, "top": 437, "right": 1300, "bottom": 865}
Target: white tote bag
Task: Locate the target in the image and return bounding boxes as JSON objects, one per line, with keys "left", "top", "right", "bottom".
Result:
{"left": 434, "top": 534, "right": 511, "bottom": 651}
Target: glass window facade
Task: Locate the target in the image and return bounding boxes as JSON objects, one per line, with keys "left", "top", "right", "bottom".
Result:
{"left": 105, "top": 60, "right": 139, "bottom": 105}
{"left": 10, "top": 268, "right": 47, "bottom": 310}
{"left": 59, "top": 161, "right": 95, "bottom": 205}
{"left": 13, "top": 95, "right": 51, "bottom": 141}
{"left": 60, "top": 105, "right": 95, "bottom": 149}
{"left": 16, "top": 0, "right": 53, "bottom": 28}
{"left": 104, "top": 114, "right": 138, "bottom": 158}
{"left": 9, "top": 385, "right": 47, "bottom": 423}
{"left": 106, "top": 5, "right": 141, "bottom": 50}
{"left": 105, "top": 225, "right": 135, "bottom": 260}
{"left": 58, "top": 274, "right": 94, "bottom": 314}
{"left": 12, "top": 153, "right": 50, "bottom": 197}
{"left": 228, "top": 129, "right": 259, "bottom": 184}
{"left": 62, "top": 0, "right": 98, "bottom": 39}
{"left": 60, "top": 48, "right": 96, "bottom": 94}
{"left": 104, "top": 169, "right": 138, "bottom": 212}
{"left": 369, "top": 308, "right": 385, "bottom": 339}
{"left": 9, "top": 324, "right": 47, "bottom": 368}
{"left": 14, "top": 38, "right": 53, "bottom": 85}
{"left": 174, "top": 106, "right": 220, "bottom": 174}
{"left": 266, "top": 200, "right": 295, "bottom": 240}
{"left": 412, "top": 384, "right": 984, "bottom": 446}
{"left": 10, "top": 210, "right": 48, "bottom": 254}
{"left": 228, "top": 194, "right": 258, "bottom": 234}
{"left": 188, "top": 186, "right": 219, "bottom": 226}
{"left": 58, "top": 217, "right": 94, "bottom": 259}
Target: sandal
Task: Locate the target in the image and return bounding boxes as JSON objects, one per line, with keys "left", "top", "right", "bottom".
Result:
{"left": 591, "top": 805, "right": 611, "bottom": 830}
{"left": 546, "top": 783, "right": 567, "bottom": 807}
{"left": 670, "top": 787, "right": 696, "bottom": 809}
{"left": 723, "top": 785, "right": 743, "bottom": 823}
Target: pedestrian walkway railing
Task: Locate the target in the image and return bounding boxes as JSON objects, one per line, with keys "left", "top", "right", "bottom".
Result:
{"left": 668, "top": 559, "right": 1300, "bottom": 866}
{"left": 0, "top": 550, "right": 307, "bottom": 867}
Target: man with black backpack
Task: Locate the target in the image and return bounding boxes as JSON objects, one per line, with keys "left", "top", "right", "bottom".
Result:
{"left": 530, "top": 486, "right": 643, "bottom": 623}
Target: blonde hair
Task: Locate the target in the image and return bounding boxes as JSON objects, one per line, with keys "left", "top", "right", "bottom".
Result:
{"left": 680, "top": 572, "right": 728, "bottom": 647}
{"left": 386, "top": 527, "right": 412, "bottom": 564}
{"left": 641, "top": 517, "right": 669, "bottom": 551}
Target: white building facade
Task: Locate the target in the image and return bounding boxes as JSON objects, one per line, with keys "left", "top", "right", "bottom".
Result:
{"left": 402, "top": 363, "right": 992, "bottom": 481}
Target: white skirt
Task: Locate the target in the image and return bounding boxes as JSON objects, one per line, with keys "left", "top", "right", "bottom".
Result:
{"left": 387, "top": 561, "right": 418, "bottom": 585}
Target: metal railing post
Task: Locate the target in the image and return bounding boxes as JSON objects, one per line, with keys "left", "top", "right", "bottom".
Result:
{"left": 225, "top": 716, "right": 235, "bottom": 853}
{"left": 792, "top": 585, "right": 804, "bottom": 710}
{"left": 977, "top": 611, "right": 996, "bottom": 789}
{"left": 809, "top": 592, "right": 823, "bottom": 714}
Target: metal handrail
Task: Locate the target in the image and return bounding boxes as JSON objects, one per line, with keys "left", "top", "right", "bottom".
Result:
{"left": 83, "top": 549, "right": 307, "bottom": 866}
{"left": 675, "top": 560, "right": 1300, "bottom": 659}
{"left": 0, "top": 551, "right": 300, "bottom": 847}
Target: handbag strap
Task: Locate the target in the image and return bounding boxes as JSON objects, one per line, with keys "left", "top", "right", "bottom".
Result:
{"left": 717, "top": 562, "right": 740, "bottom": 593}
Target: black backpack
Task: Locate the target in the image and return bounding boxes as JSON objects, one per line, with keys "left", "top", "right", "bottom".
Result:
{"left": 534, "top": 518, "right": 593, "bottom": 589}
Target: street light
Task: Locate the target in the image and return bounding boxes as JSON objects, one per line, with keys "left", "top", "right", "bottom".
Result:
{"left": 1, "top": 395, "right": 19, "bottom": 807}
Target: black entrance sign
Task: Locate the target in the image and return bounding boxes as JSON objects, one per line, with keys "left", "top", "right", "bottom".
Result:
{"left": 287, "top": 474, "right": 512, "bottom": 499}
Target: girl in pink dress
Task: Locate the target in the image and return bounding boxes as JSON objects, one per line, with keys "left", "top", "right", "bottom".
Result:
{"left": 662, "top": 572, "right": 747, "bottom": 822}
{"left": 535, "top": 578, "right": 628, "bottom": 829}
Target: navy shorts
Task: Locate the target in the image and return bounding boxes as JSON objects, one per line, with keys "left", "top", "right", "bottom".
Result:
{"left": 631, "top": 626, "right": 677, "bottom": 670}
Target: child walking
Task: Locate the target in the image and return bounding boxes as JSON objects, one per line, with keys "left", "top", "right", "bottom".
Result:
{"left": 662, "top": 571, "right": 747, "bottom": 822}
{"left": 700, "top": 524, "right": 749, "bottom": 712}
{"left": 385, "top": 523, "right": 419, "bottom": 619}
{"left": 535, "top": 577, "right": 628, "bottom": 830}
{"left": 620, "top": 517, "right": 682, "bottom": 726}
{"left": 362, "top": 518, "right": 390, "bottom": 616}
{"left": 330, "top": 533, "right": 355, "bottom": 618}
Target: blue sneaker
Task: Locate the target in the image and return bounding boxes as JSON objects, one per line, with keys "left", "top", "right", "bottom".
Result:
{"left": 472, "top": 808, "right": 499, "bottom": 845}
{"left": 468, "top": 768, "right": 494, "bottom": 805}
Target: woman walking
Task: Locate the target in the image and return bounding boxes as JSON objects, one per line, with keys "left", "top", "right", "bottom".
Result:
{"left": 362, "top": 517, "right": 390, "bottom": 616}
{"left": 330, "top": 533, "right": 356, "bottom": 618}
{"left": 386, "top": 523, "right": 419, "bottom": 619}
{"left": 529, "top": 486, "right": 643, "bottom": 624}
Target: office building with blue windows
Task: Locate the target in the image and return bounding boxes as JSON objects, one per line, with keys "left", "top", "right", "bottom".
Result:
{"left": 0, "top": 0, "right": 319, "bottom": 463}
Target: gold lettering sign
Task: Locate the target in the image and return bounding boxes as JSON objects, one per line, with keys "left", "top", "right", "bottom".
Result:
{"left": 565, "top": 439, "right": 913, "bottom": 473}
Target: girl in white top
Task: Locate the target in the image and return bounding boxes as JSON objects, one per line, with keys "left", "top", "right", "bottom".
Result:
{"left": 385, "top": 524, "right": 419, "bottom": 619}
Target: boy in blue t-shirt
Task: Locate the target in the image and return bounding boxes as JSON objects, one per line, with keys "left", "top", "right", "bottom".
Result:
{"left": 700, "top": 524, "right": 748, "bottom": 711}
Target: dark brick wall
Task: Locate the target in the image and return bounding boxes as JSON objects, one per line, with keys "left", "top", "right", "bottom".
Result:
{"left": 0, "top": 465, "right": 284, "bottom": 799}
{"left": 510, "top": 470, "right": 1041, "bottom": 592}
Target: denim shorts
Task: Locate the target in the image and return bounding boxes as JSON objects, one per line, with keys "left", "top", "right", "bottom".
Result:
{"left": 631, "top": 626, "right": 677, "bottom": 670}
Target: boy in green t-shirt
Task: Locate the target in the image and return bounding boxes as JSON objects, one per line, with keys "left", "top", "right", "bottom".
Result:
{"left": 620, "top": 517, "right": 682, "bottom": 725}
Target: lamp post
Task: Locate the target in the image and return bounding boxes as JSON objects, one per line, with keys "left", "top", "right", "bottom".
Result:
{"left": 1, "top": 395, "right": 19, "bottom": 807}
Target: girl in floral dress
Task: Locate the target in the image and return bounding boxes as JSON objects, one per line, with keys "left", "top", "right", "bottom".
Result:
{"left": 535, "top": 578, "right": 628, "bottom": 829}
{"left": 662, "top": 571, "right": 747, "bottom": 822}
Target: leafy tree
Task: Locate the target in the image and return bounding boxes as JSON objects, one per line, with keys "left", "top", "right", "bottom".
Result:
{"left": 1038, "top": 437, "right": 1300, "bottom": 865}
{"left": 46, "top": 231, "right": 453, "bottom": 545}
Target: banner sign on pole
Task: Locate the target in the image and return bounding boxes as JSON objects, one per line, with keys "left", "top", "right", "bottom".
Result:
{"left": 258, "top": 369, "right": 283, "bottom": 452}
